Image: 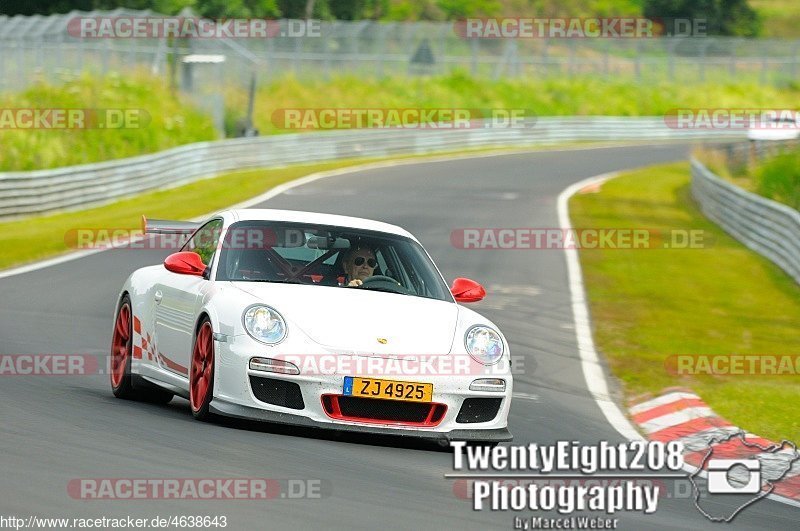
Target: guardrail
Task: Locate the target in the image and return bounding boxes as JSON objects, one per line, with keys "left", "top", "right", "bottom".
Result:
{"left": 691, "top": 156, "right": 800, "bottom": 284}
{"left": 0, "top": 117, "right": 745, "bottom": 220}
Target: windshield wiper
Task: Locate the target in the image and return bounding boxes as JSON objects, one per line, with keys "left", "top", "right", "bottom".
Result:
{"left": 356, "top": 286, "right": 408, "bottom": 295}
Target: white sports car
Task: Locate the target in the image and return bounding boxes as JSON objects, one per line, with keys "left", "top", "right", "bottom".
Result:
{"left": 111, "top": 209, "right": 513, "bottom": 444}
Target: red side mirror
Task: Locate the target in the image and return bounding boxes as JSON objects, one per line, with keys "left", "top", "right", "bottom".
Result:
{"left": 450, "top": 277, "right": 485, "bottom": 303}
{"left": 164, "top": 251, "right": 206, "bottom": 276}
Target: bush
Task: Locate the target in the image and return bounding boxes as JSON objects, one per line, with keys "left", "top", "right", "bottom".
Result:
{"left": 643, "top": 0, "right": 761, "bottom": 37}
{"left": 756, "top": 147, "right": 800, "bottom": 209}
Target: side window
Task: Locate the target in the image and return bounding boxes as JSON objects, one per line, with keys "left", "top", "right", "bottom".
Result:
{"left": 182, "top": 219, "right": 224, "bottom": 266}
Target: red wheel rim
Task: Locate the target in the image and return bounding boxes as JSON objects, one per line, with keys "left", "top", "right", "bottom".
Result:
{"left": 110, "top": 303, "right": 131, "bottom": 388}
{"left": 190, "top": 322, "right": 214, "bottom": 412}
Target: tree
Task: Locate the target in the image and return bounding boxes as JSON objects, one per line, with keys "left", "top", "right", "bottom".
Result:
{"left": 0, "top": 0, "right": 278, "bottom": 17}
{"left": 643, "top": 0, "right": 761, "bottom": 37}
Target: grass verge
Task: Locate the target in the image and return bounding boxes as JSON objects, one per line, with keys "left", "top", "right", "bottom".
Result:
{"left": 4, "top": 71, "right": 799, "bottom": 171}
{"left": 225, "top": 73, "right": 800, "bottom": 136}
{"left": 0, "top": 72, "right": 217, "bottom": 171}
{"left": 569, "top": 162, "right": 800, "bottom": 441}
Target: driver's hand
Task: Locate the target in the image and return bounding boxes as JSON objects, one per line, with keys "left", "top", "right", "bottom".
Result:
{"left": 347, "top": 279, "right": 363, "bottom": 287}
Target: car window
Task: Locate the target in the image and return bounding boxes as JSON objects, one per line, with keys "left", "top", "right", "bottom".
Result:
{"left": 215, "top": 221, "right": 453, "bottom": 303}
{"left": 181, "top": 218, "right": 223, "bottom": 266}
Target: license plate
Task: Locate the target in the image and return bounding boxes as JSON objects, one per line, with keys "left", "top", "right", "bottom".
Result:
{"left": 343, "top": 376, "right": 433, "bottom": 403}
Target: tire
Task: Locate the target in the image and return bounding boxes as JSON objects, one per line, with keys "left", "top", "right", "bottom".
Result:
{"left": 110, "top": 295, "right": 137, "bottom": 399}
{"left": 138, "top": 384, "right": 174, "bottom": 405}
{"left": 190, "top": 317, "right": 215, "bottom": 421}
{"left": 110, "top": 294, "right": 174, "bottom": 404}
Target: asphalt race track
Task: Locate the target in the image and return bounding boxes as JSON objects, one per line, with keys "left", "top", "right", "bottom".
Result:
{"left": 0, "top": 145, "right": 795, "bottom": 530}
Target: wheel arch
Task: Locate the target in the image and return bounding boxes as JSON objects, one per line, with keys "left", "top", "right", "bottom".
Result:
{"left": 196, "top": 300, "right": 224, "bottom": 337}
{"left": 195, "top": 311, "right": 212, "bottom": 335}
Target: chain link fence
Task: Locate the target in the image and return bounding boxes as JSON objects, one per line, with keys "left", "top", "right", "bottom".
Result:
{"left": 1, "top": 9, "right": 799, "bottom": 96}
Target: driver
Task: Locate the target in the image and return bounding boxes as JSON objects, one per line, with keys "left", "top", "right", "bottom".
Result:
{"left": 342, "top": 245, "right": 377, "bottom": 287}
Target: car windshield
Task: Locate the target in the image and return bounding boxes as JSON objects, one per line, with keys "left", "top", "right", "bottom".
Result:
{"left": 215, "top": 220, "right": 453, "bottom": 302}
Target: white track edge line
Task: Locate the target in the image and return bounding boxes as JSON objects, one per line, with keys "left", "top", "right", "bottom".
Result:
{"left": 629, "top": 391, "right": 702, "bottom": 415}
{"left": 557, "top": 171, "right": 800, "bottom": 509}
{"left": 557, "top": 172, "right": 643, "bottom": 440}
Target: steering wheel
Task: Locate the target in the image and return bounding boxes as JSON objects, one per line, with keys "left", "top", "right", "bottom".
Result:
{"left": 356, "top": 275, "right": 409, "bottom": 294}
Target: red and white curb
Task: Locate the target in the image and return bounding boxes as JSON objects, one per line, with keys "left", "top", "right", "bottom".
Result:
{"left": 629, "top": 389, "right": 800, "bottom": 502}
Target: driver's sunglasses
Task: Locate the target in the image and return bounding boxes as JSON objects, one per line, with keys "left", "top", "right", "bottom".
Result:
{"left": 353, "top": 256, "right": 377, "bottom": 268}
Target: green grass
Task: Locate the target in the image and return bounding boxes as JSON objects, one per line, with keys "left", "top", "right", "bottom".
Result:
{"left": 227, "top": 73, "right": 800, "bottom": 136}
{"left": 4, "top": 71, "right": 800, "bottom": 172}
{"left": 0, "top": 72, "right": 216, "bottom": 171}
{"left": 570, "top": 162, "right": 800, "bottom": 441}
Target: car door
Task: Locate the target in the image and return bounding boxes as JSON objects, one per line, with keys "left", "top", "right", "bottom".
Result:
{"left": 154, "top": 218, "right": 223, "bottom": 377}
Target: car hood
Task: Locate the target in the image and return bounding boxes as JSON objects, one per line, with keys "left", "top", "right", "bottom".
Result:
{"left": 230, "top": 282, "right": 459, "bottom": 355}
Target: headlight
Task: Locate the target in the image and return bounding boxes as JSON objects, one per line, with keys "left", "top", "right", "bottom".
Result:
{"left": 465, "top": 325, "right": 504, "bottom": 365}
{"left": 243, "top": 305, "right": 287, "bottom": 344}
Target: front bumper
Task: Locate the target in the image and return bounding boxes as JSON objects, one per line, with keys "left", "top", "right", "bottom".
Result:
{"left": 211, "top": 333, "right": 514, "bottom": 443}
{"left": 210, "top": 397, "right": 513, "bottom": 443}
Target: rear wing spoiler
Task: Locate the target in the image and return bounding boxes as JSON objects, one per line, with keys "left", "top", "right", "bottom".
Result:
{"left": 142, "top": 215, "right": 201, "bottom": 235}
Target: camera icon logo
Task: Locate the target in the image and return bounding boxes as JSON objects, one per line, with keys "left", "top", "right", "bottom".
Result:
{"left": 707, "top": 459, "right": 761, "bottom": 494}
